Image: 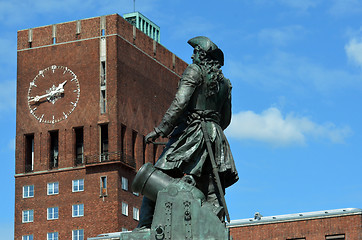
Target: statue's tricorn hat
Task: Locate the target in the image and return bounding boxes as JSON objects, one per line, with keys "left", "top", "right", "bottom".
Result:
{"left": 187, "top": 36, "right": 224, "bottom": 66}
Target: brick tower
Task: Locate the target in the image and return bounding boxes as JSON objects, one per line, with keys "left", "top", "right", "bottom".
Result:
{"left": 15, "top": 14, "right": 187, "bottom": 240}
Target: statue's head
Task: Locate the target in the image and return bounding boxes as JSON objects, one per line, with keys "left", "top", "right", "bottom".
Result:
{"left": 187, "top": 36, "right": 224, "bottom": 66}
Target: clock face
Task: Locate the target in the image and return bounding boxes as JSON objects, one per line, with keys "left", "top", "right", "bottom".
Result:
{"left": 27, "top": 65, "right": 80, "bottom": 124}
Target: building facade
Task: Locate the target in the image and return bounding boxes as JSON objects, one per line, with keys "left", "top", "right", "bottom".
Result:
{"left": 228, "top": 208, "right": 362, "bottom": 240}
{"left": 15, "top": 14, "right": 187, "bottom": 240}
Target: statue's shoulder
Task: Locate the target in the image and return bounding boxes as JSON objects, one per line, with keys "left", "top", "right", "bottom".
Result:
{"left": 182, "top": 64, "right": 203, "bottom": 84}
{"left": 184, "top": 63, "right": 202, "bottom": 74}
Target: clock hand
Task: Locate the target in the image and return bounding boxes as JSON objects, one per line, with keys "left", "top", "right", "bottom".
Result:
{"left": 29, "top": 92, "right": 53, "bottom": 103}
{"left": 54, "top": 80, "right": 67, "bottom": 93}
{"left": 29, "top": 82, "right": 66, "bottom": 103}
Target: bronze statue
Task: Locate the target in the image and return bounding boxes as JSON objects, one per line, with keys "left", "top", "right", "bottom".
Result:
{"left": 137, "top": 36, "right": 239, "bottom": 229}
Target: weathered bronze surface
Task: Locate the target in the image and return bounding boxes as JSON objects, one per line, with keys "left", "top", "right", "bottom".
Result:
{"left": 140, "top": 36, "right": 238, "bottom": 228}
{"left": 129, "top": 163, "right": 229, "bottom": 239}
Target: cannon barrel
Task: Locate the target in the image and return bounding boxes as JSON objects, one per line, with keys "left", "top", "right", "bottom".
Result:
{"left": 132, "top": 163, "right": 205, "bottom": 202}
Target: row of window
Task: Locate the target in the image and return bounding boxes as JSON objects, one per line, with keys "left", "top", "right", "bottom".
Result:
{"left": 22, "top": 204, "right": 84, "bottom": 223}
{"left": 23, "top": 203, "right": 138, "bottom": 223}
{"left": 25, "top": 128, "right": 84, "bottom": 172}
{"left": 23, "top": 180, "right": 84, "bottom": 198}
{"left": 24, "top": 124, "right": 161, "bottom": 173}
{"left": 121, "top": 202, "right": 139, "bottom": 220}
{"left": 288, "top": 235, "right": 345, "bottom": 240}
{"left": 23, "top": 177, "right": 134, "bottom": 199}
{"left": 23, "top": 229, "right": 83, "bottom": 240}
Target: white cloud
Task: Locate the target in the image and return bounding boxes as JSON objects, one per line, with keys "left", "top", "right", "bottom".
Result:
{"left": 345, "top": 37, "right": 362, "bottom": 68}
{"left": 226, "top": 107, "right": 352, "bottom": 147}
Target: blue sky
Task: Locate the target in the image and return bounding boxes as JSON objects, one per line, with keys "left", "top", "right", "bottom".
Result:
{"left": 1, "top": 0, "right": 362, "bottom": 238}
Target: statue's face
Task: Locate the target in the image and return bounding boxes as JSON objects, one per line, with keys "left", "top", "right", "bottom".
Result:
{"left": 191, "top": 48, "right": 202, "bottom": 64}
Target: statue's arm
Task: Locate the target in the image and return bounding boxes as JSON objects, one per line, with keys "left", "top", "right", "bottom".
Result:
{"left": 156, "top": 64, "right": 202, "bottom": 136}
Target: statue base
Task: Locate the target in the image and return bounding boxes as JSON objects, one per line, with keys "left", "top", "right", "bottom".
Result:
{"left": 89, "top": 163, "right": 230, "bottom": 240}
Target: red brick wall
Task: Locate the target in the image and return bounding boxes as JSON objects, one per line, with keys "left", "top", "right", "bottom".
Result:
{"left": 15, "top": 163, "right": 142, "bottom": 239}
{"left": 16, "top": 14, "right": 187, "bottom": 239}
{"left": 229, "top": 214, "right": 362, "bottom": 240}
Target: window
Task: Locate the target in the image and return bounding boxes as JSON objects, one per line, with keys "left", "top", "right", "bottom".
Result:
{"left": 25, "top": 134, "right": 34, "bottom": 172}
{"left": 47, "top": 232, "right": 58, "bottom": 240}
{"left": 121, "top": 177, "right": 128, "bottom": 191}
{"left": 326, "top": 234, "right": 345, "bottom": 240}
{"left": 133, "top": 207, "right": 139, "bottom": 221}
{"left": 121, "top": 125, "right": 126, "bottom": 154}
{"left": 101, "top": 61, "right": 106, "bottom": 86}
{"left": 100, "top": 125, "right": 108, "bottom": 161}
{"left": 47, "top": 207, "right": 59, "bottom": 220}
{"left": 100, "top": 89, "right": 106, "bottom": 114}
{"left": 122, "top": 202, "right": 128, "bottom": 216}
{"left": 133, "top": 191, "right": 139, "bottom": 196}
{"left": 49, "top": 131, "right": 59, "bottom": 169}
{"left": 122, "top": 228, "right": 128, "bottom": 232}
{"left": 74, "top": 127, "right": 84, "bottom": 165}
{"left": 72, "top": 229, "right": 84, "bottom": 240}
{"left": 100, "top": 176, "right": 107, "bottom": 196}
{"left": 132, "top": 130, "right": 137, "bottom": 159}
{"left": 73, "top": 179, "right": 84, "bottom": 192}
{"left": 23, "top": 185, "right": 34, "bottom": 198}
{"left": 72, "top": 204, "right": 84, "bottom": 217}
{"left": 22, "top": 210, "right": 34, "bottom": 223}
{"left": 23, "top": 235, "right": 33, "bottom": 240}
{"left": 47, "top": 182, "right": 59, "bottom": 195}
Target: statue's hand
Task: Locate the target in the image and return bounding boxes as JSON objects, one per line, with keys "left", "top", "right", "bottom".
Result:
{"left": 145, "top": 130, "right": 160, "bottom": 144}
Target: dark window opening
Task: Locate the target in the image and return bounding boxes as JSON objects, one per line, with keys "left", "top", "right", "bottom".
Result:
{"left": 121, "top": 124, "right": 126, "bottom": 154}
{"left": 28, "top": 41, "right": 32, "bottom": 48}
{"left": 74, "top": 127, "right": 84, "bottom": 166}
{"left": 49, "top": 131, "right": 59, "bottom": 169}
{"left": 100, "top": 124, "right": 108, "bottom": 161}
{"left": 25, "top": 134, "right": 34, "bottom": 172}
{"left": 132, "top": 131, "right": 137, "bottom": 159}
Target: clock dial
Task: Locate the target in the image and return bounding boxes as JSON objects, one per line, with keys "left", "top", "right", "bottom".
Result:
{"left": 27, "top": 65, "right": 80, "bottom": 124}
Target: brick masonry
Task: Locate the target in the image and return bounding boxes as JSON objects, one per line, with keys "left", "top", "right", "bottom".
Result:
{"left": 15, "top": 14, "right": 187, "bottom": 239}
{"left": 229, "top": 213, "right": 362, "bottom": 240}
